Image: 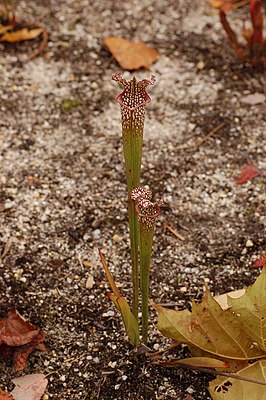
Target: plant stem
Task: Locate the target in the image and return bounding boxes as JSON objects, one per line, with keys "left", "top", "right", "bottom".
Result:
{"left": 139, "top": 227, "right": 154, "bottom": 344}
{"left": 128, "top": 203, "right": 139, "bottom": 318}
{"left": 151, "top": 360, "right": 266, "bottom": 387}
{"left": 123, "top": 112, "right": 143, "bottom": 319}
{"left": 131, "top": 188, "right": 162, "bottom": 344}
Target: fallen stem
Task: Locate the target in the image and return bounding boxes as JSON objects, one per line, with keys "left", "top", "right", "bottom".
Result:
{"left": 150, "top": 360, "right": 266, "bottom": 386}
{"left": 194, "top": 122, "right": 225, "bottom": 149}
{"left": 166, "top": 224, "right": 186, "bottom": 241}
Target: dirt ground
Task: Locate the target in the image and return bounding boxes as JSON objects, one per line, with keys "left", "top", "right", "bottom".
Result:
{"left": 0, "top": 0, "right": 265, "bottom": 399}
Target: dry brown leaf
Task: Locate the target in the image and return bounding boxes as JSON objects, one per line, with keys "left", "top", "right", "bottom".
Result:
{"left": 13, "top": 330, "right": 46, "bottom": 372}
{"left": 0, "top": 311, "right": 45, "bottom": 371}
{"left": 104, "top": 36, "right": 159, "bottom": 70}
{"left": 0, "top": 28, "right": 43, "bottom": 43}
{"left": 0, "top": 310, "right": 39, "bottom": 347}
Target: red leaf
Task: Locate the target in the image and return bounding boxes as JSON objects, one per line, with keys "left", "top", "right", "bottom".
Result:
{"left": 236, "top": 164, "right": 260, "bottom": 184}
{"left": 0, "top": 388, "right": 13, "bottom": 399}
{"left": 13, "top": 331, "right": 46, "bottom": 372}
{"left": 0, "top": 310, "right": 39, "bottom": 346}
{"left": 253, "top": 254, "right": 266, "bottom": 268}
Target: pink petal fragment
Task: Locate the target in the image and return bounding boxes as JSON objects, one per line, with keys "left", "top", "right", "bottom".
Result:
{"left": 236, "top": 164, "right": 260, "bottom": 184}
{"left": 11, "top": 374, "right": 48, "bottom": 400}
{"left": 253, "top": 254, "right": 266, "bottom": 268}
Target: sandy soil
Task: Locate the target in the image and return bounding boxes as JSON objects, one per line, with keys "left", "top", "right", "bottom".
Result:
{"left": 0, "top": 0, "right": 265, "bottom": 399}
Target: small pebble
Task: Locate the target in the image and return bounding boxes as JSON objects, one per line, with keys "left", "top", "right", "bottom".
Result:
{"left": 246, "top": 239, "right": 253, "bottom": 247}
{"left": 187, "top": 387, "right": 195, "bottom": 394}
{"left": 196, "top": 60, "right": 205, "bottom": 70}
{"left": 92, "top": 229, "right": 101, "bottom": 239}
{"left": 113, "top": 234, "right": 122, "bottom": 242}
{"left": 108, "top": 361, "right": 117, "bottom": 368}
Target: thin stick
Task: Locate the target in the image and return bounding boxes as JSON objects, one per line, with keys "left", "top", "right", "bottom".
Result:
{"left": 150, "top": 360, "right": 266, "bottom": 387}
{"left": 166, "top": 225, "right": 186, "bottom": 241}
{"left": 175, "top": 122, "right": 225, "bottom": 152}
{"left": 194, "top": 122, "right": 225, "bottom": 149}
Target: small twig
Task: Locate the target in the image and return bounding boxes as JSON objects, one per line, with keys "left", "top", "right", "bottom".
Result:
{"left": 175, "top": 123, "right": 225, "bottom": 152}
{"left": 101, "top": 370, "right": 116, "bottom": 376}
{"left": 194, "top": 122, "right": 225, "bottom": 150}
{"left": 166, "top": 225, "right": 186, "bottom": 241}
{"left": 96, "top": 376, "right": 106, "bottom": 400}
{"left": 150, "top": 360, "right": 266, "bottom": 387}
{"left": 45, "top": 357, "right": 78, "bottom": 378}
{"left": 148, "top": 342, "right": 181, "bottom": 359}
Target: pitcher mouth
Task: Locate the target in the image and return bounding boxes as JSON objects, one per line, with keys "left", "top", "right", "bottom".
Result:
{"left": 112, "top": 72, "right": 156, "bottom": 111}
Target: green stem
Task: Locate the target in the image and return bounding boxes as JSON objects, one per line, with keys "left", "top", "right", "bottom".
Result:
{"left": 128, "top": 202, "right": 139, "bottom": 318}
{"left": 139, "top": 227, "right": 154, "bottom": 344}
{"left": 123, "top": 115, "right": 143, "bottom": 320}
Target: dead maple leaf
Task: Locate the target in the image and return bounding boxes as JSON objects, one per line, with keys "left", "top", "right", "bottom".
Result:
{"left": 104, "top": 36, "right": 159, "bottom": 70}
{"left": 13, "top": 330, "right": 46, "bottom": 372}
{"left": 0, "top": 28, "right": 43, "bottom": 43}
{"left": 209, "top": 360, "right": 266, "bottom": 400}
{"left": 236, "top": 164, "right": 260, "bottom": 184}
{"left": 153, "top": 267, "right": 266, "bottom": 363}
{"left": 0, "top": 310, "right": 39, "bottom": 347}
{"left": 11, "top": 374, "right": 48, "bottom": 400}
{"left": 0, "top": 311, "right": 45, "bottom": 371}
